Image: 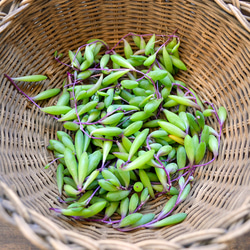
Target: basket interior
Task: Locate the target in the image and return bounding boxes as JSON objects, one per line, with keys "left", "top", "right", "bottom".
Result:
{"left": 0, "top": 0, "right": 250, "bottom": 247}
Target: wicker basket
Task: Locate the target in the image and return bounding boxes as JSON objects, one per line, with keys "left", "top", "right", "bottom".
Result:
{"left": 0, "top": 0, "right": 250, "bottom": 249}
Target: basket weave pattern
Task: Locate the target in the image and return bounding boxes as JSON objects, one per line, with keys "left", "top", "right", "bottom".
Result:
{"left": 0, "top": 0, "right": 250, "bottom": 249}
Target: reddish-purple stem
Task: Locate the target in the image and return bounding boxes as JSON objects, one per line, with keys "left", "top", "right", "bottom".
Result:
{"left": 55, "top": 57, "right": 76, "bottom": 70}
{"left": 172, "top": 82, "right": 198, "bottom": 104}
{"left": 4, "top": 74, "right": 59, "bottom": 120}
{"left": 4, "top": 74, "right": 41, "bottom": 109}
{"left": 154, "top": 154, "right": 172, "bottom": 190}
{"left": 84, "top": 186, "right": 101, "bottom": 206}
{"left": 73, "top": 40, "right": 110, "bottom": 65}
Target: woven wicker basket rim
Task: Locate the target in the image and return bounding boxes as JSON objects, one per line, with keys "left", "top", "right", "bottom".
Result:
{"left": 0, "top": 0, "right": 250, "bottom": 249}
{"left": 0, "top": 0, "right": 250, "bottom": 33}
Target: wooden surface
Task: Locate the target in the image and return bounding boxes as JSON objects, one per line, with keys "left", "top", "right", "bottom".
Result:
{"left": 0, "top": 218, "right": 249, "bottom": 249}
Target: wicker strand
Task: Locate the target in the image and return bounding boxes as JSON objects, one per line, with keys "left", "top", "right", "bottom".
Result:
{"left": 212, "top": 220, "right": 250, "bottom": 244}
{"left": 13, "top": 213, "right": 52, "bottom": 250}
{"left": 214, "top": 0, "right": 250, "bottom": 32}
{"left": 0, "top": 0, "right": 31, "bottom": 32}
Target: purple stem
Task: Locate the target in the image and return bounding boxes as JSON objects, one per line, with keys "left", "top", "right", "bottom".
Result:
{"left": 49, "top": 207, "right": 61, "bottom": 213}
{"left": 92, "top": 63, "right": 101, "bottom": 70}
{"left": 155, "top": 190, "right": 170, "bottom": 198}
{"left": 183, "top": 90, "right": 192, "bottom": 97}
{"left": 176, "top": 164, "right": 191, "bottom": 172}
{"left": 84, "top": 186, "right": 101, "bottom": 206}
{"left": 117, "top": 96, "right": 130, "bottom": 104}
{"left": 46, "top": 156, "right": 64, "bottom": 167}
{"left": 116, "top": 175, "right": 192, "bottom": 232}
{"left": 63, "top": 79, "right": 82, "bottom": 88}
{"left": 79, "top": 107, "right": 123, "bottom": 125}
{"left": 146, "top": 136, "right": 151, "bottom": 151}
{"left": 154, "top": 154, "right": 172, "bottom": 190}
{"left": 4, "top": 74, "right": 59, "bottom": 120}
{"left": 117, "top": 115, "right": 131, "bottom": 127}
{"left": 134, "top": 69, "right": 160, "bottom": 99}
{"left": 106, "top": 33, "right": 135, "bottom": 53}
{"left": 203, "top": 101, "right": 223, "bottom": 148}
{"left": 83, "top": 218, "right": 121, "bottom": 225}
{"left": 150, "top": 181, "right": 162, "bottom": 185}
{"left": 89, "top": 135, "right": 115, "bottom": 141}
{"left": 72, "top": 125, "right": 114, "bottom": 142}
{"left": 172, "top": 82, "right": 198, "bottom": 104}
{"left": 55, "top": 57, "right": 76, "bottom": 70}
{"left": 172, "top": 155, "right": 217, "bottom": 184}
{"left": 4, "top": 74, "right": 41, "bottom": 109}
{"left": 69, "top": 72, "right": 84, "bottom": 131}
{"left": 155, "top": 59, "right": 163, "bottom": 69}
{"left": 136, "top": 62, "right": 155, "bottom": 82}
{"left": 156, "top": 96, "right": 163, "bottom": 118}
{"left": 78, "top": 127, "right": 114, "bottom": 142}
{"left": 98, "top": 160, "right": 112, "bottom": 172}
{"left": 98, "top": 85, "right": 116, "bottom": 92}
{"left": 171, "top": 170, "right": 190, "bottom": 183}
{"left": 155, "top": 176, "right": 192, "bottom": 221}
{"left": 73, "top": 40, "right": 110, "bottom": 65}
{"left": 192, "top": 157, "right": 216, "bottom": 168}
{"left": 87, "top": 66, "right": 159, "bottom": 98}
{"left": 154, "top": 36, "right": 172, "bottom": 55}
{"left": 57, "top": 197, "right": 79, "bottom": 203}
{"left": 133, "top": 199, "right": 149, "bottom": 213}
